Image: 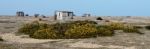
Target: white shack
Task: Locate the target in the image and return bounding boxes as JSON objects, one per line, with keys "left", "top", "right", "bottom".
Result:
{"left": 55, "top": 11, "right": 74, "bottom": 20}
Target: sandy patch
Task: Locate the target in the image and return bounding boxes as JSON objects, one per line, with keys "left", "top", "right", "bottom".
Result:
{"left": 68, "top": 41, "right": 136, "bottom": 49}
{"left": 0, "top": 33, "right": 61, "bottom": 44}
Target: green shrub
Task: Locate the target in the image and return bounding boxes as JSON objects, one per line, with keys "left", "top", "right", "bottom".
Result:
{"left": 96, "top": 26, "right": 114, "bottom": 36}
{"left": 65, "top": 23, "right": 97, "bottom": 39}
{"left": 104, "top": 22, "right": 142, "bottom": 34}
{"left": 70, "top": 20, "right": 97, "bottom": 25}
{"left": 0, "top": 37, "right": 3, "bottom": 41}
{"left": 145, "top": 25, "right": 150, "bottom": 30}
{"left": 52, "top": 23, "right": 71, "bottom": 35}
{"left": 133, "top": 26, "right": 143, "bottom": 29}
{"left": 17, "top": 21, "right": 50, "bottom": 35}
{"left": 106, "top": 22, "right": 125, "bottom": 30}
{"left": 18, "top": 21, "right": 40, "bottom": 35}
{"left": 123, "top": 26, "right": 142, "bottom": 34}
{"left": 97, "top": 17, "right": 103, "bottom": 20}
{"left": 17, "top": 21, "right": 142, "bottom": 39}
{"left": 18, "top": 20, "right": 98, "bottom": 39}
{"left": 123, "top": 28, "right": 139, "bottom": 33}
{"left": 31, "top": 28, "right": 57, "bottom": 39}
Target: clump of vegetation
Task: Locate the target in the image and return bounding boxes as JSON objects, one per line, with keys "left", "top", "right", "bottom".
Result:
{"left": 122, "top": 25, "right": 139, "bottom": 33}
{"left": 97, "top": 17, "right": 103, "bottom": 20}
{"left": 106, "top": 22, "right": 125, "bottom": 30}
{"left": 18, "top": 21, "right": 50, "bottom": 35}
{"left": 0, "top": 37, "right": 3, "bottom": 41}
{"left": 96, "top": 26, "right": 114, "bottom": 36}
{"left": 31, "top": 28, "right": 57, "bottom": 39}
{"left": 105, "top": 22, "right": 142, "bottom": 34}
{"left": 133, "top": 26, "right": 143, "bottom": 29}
{"left": 145, "top": 25, "right": 150, "bottom": 30}
{"left": 52, "top": 23, "right": 71, "bottom": 36}
{"left": 17, "top": 20, "right": 142, "bottom": 39}
{"left": 65, "top": 23, "right": 97, "bottom": 39}
{"left": 34, "top": 14, "right": 39, "bottom": 18}
{"left": 70, "top": 20, "right": 97, "bottom": 25}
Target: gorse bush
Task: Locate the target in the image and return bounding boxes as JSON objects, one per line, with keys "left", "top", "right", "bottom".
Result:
{"left": 0, "top": 37, "right": 3, "bottom": 41}
{"left": 105, "top": 22, "right": 142, "bottom": 34}
{"left": 31, "top": 28, "right": 57, "bottom": 39}
{"left": 106, "top": 22, "right": 125, "bottom": 30}
{"left": 18, "top": 21, "right": 50, "bottom": 35}
{"left": 52, "top": 23, "right": 71, "bottom": 35}
{"left": 65, "top": 23, "right": 97, "bottom": 39}
{"left": 18, "top": 20, "right": 98, "bottom": 39}
{"left": 96, "top": 26, "right": 114, "bottom": 36}
{"left": 145, "top": 25, "right": 150, "bottom": 30}
{"left": 123, "top": 25, "right": 139, "bottom": 33}
{"left": 18, "top": 21, "right": 40, "bottom": 35}
{"left": 17, "top": 21, "right": 142, "bottom": 39}
{"left": 70, "top": 20, "right": 97, "bottom": 25}
{"left": 97, "top": 17, "right": 103, "bottom": 20}
{"left": 133, "top": 26, "right": 143, "bottom": 29}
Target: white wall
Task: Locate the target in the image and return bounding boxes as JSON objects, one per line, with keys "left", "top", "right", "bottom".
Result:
{"left": 56, "top": 12, "right": 63, "bottom": 20}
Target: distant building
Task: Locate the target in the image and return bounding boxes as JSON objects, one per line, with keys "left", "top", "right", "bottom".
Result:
{"left": 41, "top": 15, "right": 46, "bottom": 18}
{"left": 54, "top": 11, "right": 74, "bottom": 20}
{"left": 34, "top": 14, "right": 40, "bottom": 18}
{"left": 16, "top": 11, "right": 24, "bottom": 17}
{"left": 82, "top": 13, "right": 91, "bottom": 17}
{"left": 25, "top": 14, "right": 29, "bottom": 16}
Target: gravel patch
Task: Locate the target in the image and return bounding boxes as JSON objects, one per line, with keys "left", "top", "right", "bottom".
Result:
{"left": 0, "top": 33, "right": 61, "bottom": 44}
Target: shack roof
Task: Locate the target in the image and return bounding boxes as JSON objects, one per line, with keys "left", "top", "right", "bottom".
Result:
{"left": 56, "top": 11, "right": 73, "bottom": 13}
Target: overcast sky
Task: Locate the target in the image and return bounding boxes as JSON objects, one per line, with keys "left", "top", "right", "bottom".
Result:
{"left": 0, "top": 0, "right": 150, "bottom": 16}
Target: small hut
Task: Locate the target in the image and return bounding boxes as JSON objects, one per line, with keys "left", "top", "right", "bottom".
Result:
{"left": 34, "top": 14, "right": 40, "bottom": 18}
{"left": 82, "top": 13, "right": 91, "bottom": 17}
{"left": 54, "top": 11, "right": 74, "bottom": 20}
{"left": 16, "top": 11, "right": 24, "bottom": 17}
